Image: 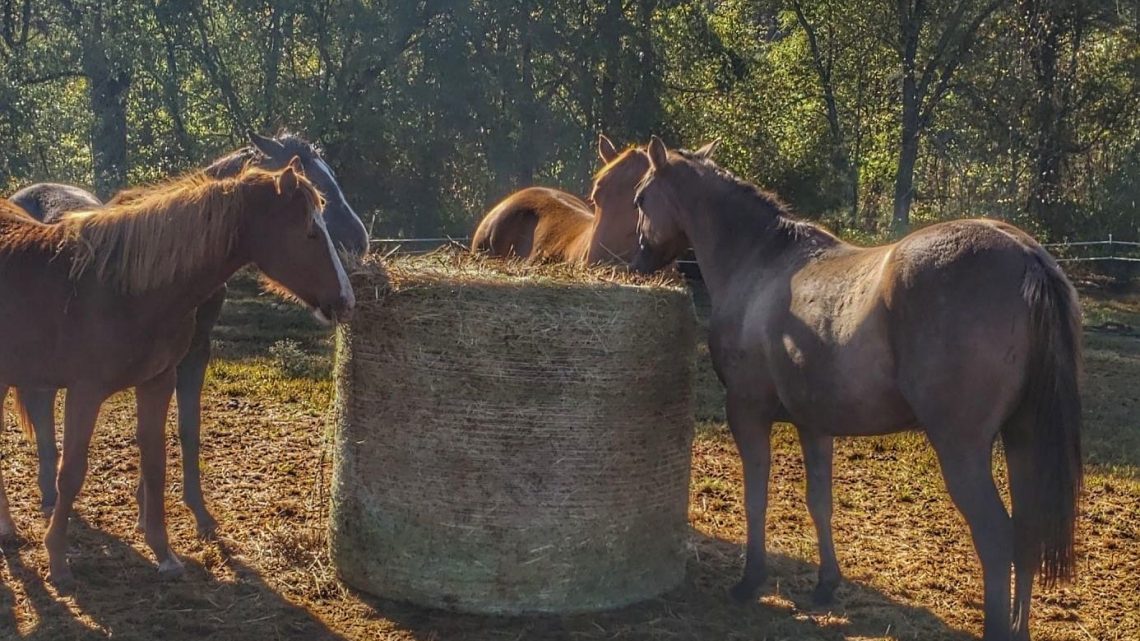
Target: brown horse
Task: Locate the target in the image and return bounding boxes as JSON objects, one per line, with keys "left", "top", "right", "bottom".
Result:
{"left": 471, "top": 135, "right": 649, "bottom": 265}
{"left": 0, "top": 159, "right": 353, "bottom": 588}
{"left": 631, "top": 137, "right": 1081, "bottom": 641}
{"left": 7, "top": 132, "right": 369, "bottom": 539}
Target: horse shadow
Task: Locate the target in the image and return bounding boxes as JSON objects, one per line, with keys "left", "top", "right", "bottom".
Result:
{"left": 0, "top": 516, "right": 348, "bottom": 641}
{"left": 341, "top": 528, "right": 979, "bottom": 641}
{"left": 0, "top": 519, "right": 980, "bottom": 640}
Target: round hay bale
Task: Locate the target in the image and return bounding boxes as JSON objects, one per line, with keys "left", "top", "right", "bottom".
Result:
{"left": 330, "top": 253, "right": 697, "bottom": 614}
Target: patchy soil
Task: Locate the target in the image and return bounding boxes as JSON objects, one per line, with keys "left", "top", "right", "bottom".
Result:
{"left": 0, "top": 276, "right": 1136, "bottom": 641}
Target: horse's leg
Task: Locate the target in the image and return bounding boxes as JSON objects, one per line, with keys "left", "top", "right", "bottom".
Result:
{"left": 175, "top": 287, "right": 225, "bottom": 538}
{"left": 45, "top": 386, "right": 106, "bottom": 588}
{"left": 1002, "top": 407, "right": 1037, "bottom": 641}
{"left": 21, "top": 388, "right": 61, "bottom": 515}
{"left": 726, "top": 392, "right": 775, "bottom": 603}
{"left": 930, "top": 434, "right": 1013, "bottom": 641}
{"left": 798, "top": 431, "right": 841, "bottom": 605}
{"left": 136, "top": 368, "right": 183, "bottom": 578}
{"left": 0, "top": 385, "right": 15, "bottom": 542}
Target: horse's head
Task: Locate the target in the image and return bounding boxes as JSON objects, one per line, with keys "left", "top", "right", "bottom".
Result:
{"left": 247, "top": 131, "right": 370, "bottom": 257}
{"left": 630, "top": 136, "right": 719, "bottom": 274}
{"left": 586, "top": 135, "right": 650, "bottom": 265}
{"left": 241, "top": 158, "right": 355, "bottom": 326}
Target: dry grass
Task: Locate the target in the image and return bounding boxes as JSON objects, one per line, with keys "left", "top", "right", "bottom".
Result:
{"left": 331, "top": 255, "right": 696, "bottom": 613}
{"left": 0, "top": 272, "right": 1136, "bottom": 640}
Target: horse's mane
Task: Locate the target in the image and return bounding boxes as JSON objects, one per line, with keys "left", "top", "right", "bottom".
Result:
{"left": 673, "top": 148, "right": 823, "bottom": 244}
{"left": 593, "top": 148, "right": 648, "bottom": 184}
{"left": 63, "top": 166, "right": 322, "bottom": 294}
{"left": 206, "top": 131, "right": 321, "bottom": 178}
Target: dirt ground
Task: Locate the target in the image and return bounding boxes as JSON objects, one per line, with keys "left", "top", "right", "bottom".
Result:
{"left": 0, "top": 275, "right": 1136, "bottom": 641}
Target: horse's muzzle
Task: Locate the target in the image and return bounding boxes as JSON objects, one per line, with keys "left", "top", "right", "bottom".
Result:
{"left": 315, "top": 292, "right": 355, "bottom": 326}
{"left": 630, "top": 247, "right": 666, "bottom": 275}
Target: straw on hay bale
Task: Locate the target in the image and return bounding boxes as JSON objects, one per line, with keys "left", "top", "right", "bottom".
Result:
{"left": 330, "top": 251, "right": 697, "bottom": 614}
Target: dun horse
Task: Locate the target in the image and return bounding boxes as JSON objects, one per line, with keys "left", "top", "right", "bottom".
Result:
{"left": 471, "top": 135, "right": 648, "bottom": 265}
{"left": 7, "top": 131, "right": 369, "bottom": 538}
{"left": 0, "top": 159, "right": 354, "bottom": 587}
{"left": 631, "top": 137, "right": 1081, "bottom": 641}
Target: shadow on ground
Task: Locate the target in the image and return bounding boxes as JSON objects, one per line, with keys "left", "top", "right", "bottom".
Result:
{"left": 0, "top": 517, "right": 347, "bottom": 641}
{"left": 0, "top": 518, "right": 979, "bottom": 641}
{"left": 336, "top": 529, "right": 977, "bottom": 641}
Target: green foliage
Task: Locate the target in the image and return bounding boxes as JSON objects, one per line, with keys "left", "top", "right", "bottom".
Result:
{"left": 0, "top": 0, "right": 1136, "bottom": 240}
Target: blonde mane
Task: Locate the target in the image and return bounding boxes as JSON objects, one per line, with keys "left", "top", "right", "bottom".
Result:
{"left": 593, "top": 147, "right": 646, "bottom": 184}
{"left": 63, "top": 165, "right": 322, "bottom": 294}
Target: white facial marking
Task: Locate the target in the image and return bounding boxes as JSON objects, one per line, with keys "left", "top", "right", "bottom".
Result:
{"left": 315, "top": 214, "right": 354, "bottom": 307}
{"left": 312, "top": 158, "right": 342, "bottom": 208}
{"left": 313, "top": 308, "right": 333, "bottom": 327}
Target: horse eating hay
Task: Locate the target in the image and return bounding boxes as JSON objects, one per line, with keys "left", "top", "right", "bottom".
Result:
{"left": 330, "top": 252, "right": 697, "bottom": 614}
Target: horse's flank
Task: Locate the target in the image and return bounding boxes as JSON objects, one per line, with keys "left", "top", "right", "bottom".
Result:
{"left": 471, "top": 186, "right": 593, "bottom": 261}
{"left": 58, "top": 167, "right": 322, "bottom": 295}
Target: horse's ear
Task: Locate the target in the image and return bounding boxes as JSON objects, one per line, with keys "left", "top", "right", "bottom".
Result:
{"left": 694, "top": 139, "right": 720, "bottom": 160}
{"left": 275, "top": 161, "right": 301, "bottom": 196}
{"left": 598, "top": 134, "right": 619, "bottom": 164}
{"left": 647, "top": 136, "right": 668, "bottom": 171}
{"left": 286, "top": 155, "right": 304, "bottom": 174}
{"left": 248, "top": 130, "right": 286, "bottom": 157}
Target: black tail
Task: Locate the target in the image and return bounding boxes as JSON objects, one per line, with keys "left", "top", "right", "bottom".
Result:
{"left": 1008, "top": 247, "right": 1083, "bottom": 586}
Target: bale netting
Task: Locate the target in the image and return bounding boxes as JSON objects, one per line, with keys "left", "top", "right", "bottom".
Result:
{"left": 330, "top": 251, "right": 698, "bottom": 615}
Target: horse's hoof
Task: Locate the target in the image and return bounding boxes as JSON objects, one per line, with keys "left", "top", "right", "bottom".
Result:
{"left": 157, "top": 556, "right": 185, "bottom": 580}
{"left": 195, "top": 519, "right": 219, "bottom": 541}
{"left": 811, "top": 582, "right": 838, "bottom": 606}
{"left": 728, "top": 578, "right": 763, "bottom": 605}
{"left": 49, "top": 566, "right": 75, "bottom": 593}
{"left": 0, "top": 527, "right": 25, "bottom": 552}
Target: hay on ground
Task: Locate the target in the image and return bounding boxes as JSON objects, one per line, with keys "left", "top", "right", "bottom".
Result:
{"left": 330, "top": 251, "right": 697, "bottom": 614}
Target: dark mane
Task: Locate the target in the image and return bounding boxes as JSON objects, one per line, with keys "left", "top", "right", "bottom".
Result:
{"left": 272, "top": 131, "right": 323, "bottom": 159}
{"left": 206, "top": 131, "right": 322, "bottom": 179}
{"left": 674, "top": 148, "right": 824, "bottom": 246}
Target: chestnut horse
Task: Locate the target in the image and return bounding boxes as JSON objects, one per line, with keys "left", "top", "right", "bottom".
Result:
{"left": 7, "top": 131, "right": 369, "bottom": 537}
{"left": 632, "top": 137, "right": 1081, "bottom": 641}
{"left": 471, "top": 135, "right": 649, "bottom": 265}
{"left": 0, "top": 159, "right": 353, "bottom": 587}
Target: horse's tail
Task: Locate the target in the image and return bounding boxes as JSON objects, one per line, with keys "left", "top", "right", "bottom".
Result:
{"left": 12, "top": 388, "right": 36, "bottom": 444}
{"left": 1005, "top": 246, "right": 1083, "bottom": 586}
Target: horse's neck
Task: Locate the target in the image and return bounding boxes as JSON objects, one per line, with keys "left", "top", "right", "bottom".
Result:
{"left": 684, "top": 188, "right": 824, "bottom": 306}
{"left": 133, "top": 255, "right": 243, "bottom": 326}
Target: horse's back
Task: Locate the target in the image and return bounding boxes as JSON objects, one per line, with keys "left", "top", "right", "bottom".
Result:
{"left": 757, "top": 219, "right": 1056, "bottom": 435}
{"left": 472, "top": 187, "right": 592, "bottom": 260}
{"left": 7, "top": 183, "right": 102, "bottom": 223}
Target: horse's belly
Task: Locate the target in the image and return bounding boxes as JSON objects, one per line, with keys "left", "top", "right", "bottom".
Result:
{"left": 771, "top": 337, "right": 916, "bottom": 436}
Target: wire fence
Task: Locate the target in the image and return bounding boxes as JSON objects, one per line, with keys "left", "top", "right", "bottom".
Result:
{"left": 371, "top": 235, "right": 1140, "bottom": 277}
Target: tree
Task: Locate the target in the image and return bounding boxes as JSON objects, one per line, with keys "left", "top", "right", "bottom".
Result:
{"left": 890, "top": 0, "right": 999, "bottom": 231}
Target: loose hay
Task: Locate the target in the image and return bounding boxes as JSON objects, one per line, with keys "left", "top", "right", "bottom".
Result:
{"left": 330, "top": 252, "right": 698, "bottom": 614}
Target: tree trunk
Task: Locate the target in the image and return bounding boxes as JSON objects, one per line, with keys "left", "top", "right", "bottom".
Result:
{"left": 153, "top": 1, "right": 192, "bottom": 158}
{"left": 893, "top": 76, "right": 921, "bottom": 233}
{"left": 263, "top": 3, "right": 283, "bottom": 129}
{"left": 1023, "top": 0, "right": 1068, "bottom": 238}
{"left": 82, "top": 43, "right": 130, "bottom": 199}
